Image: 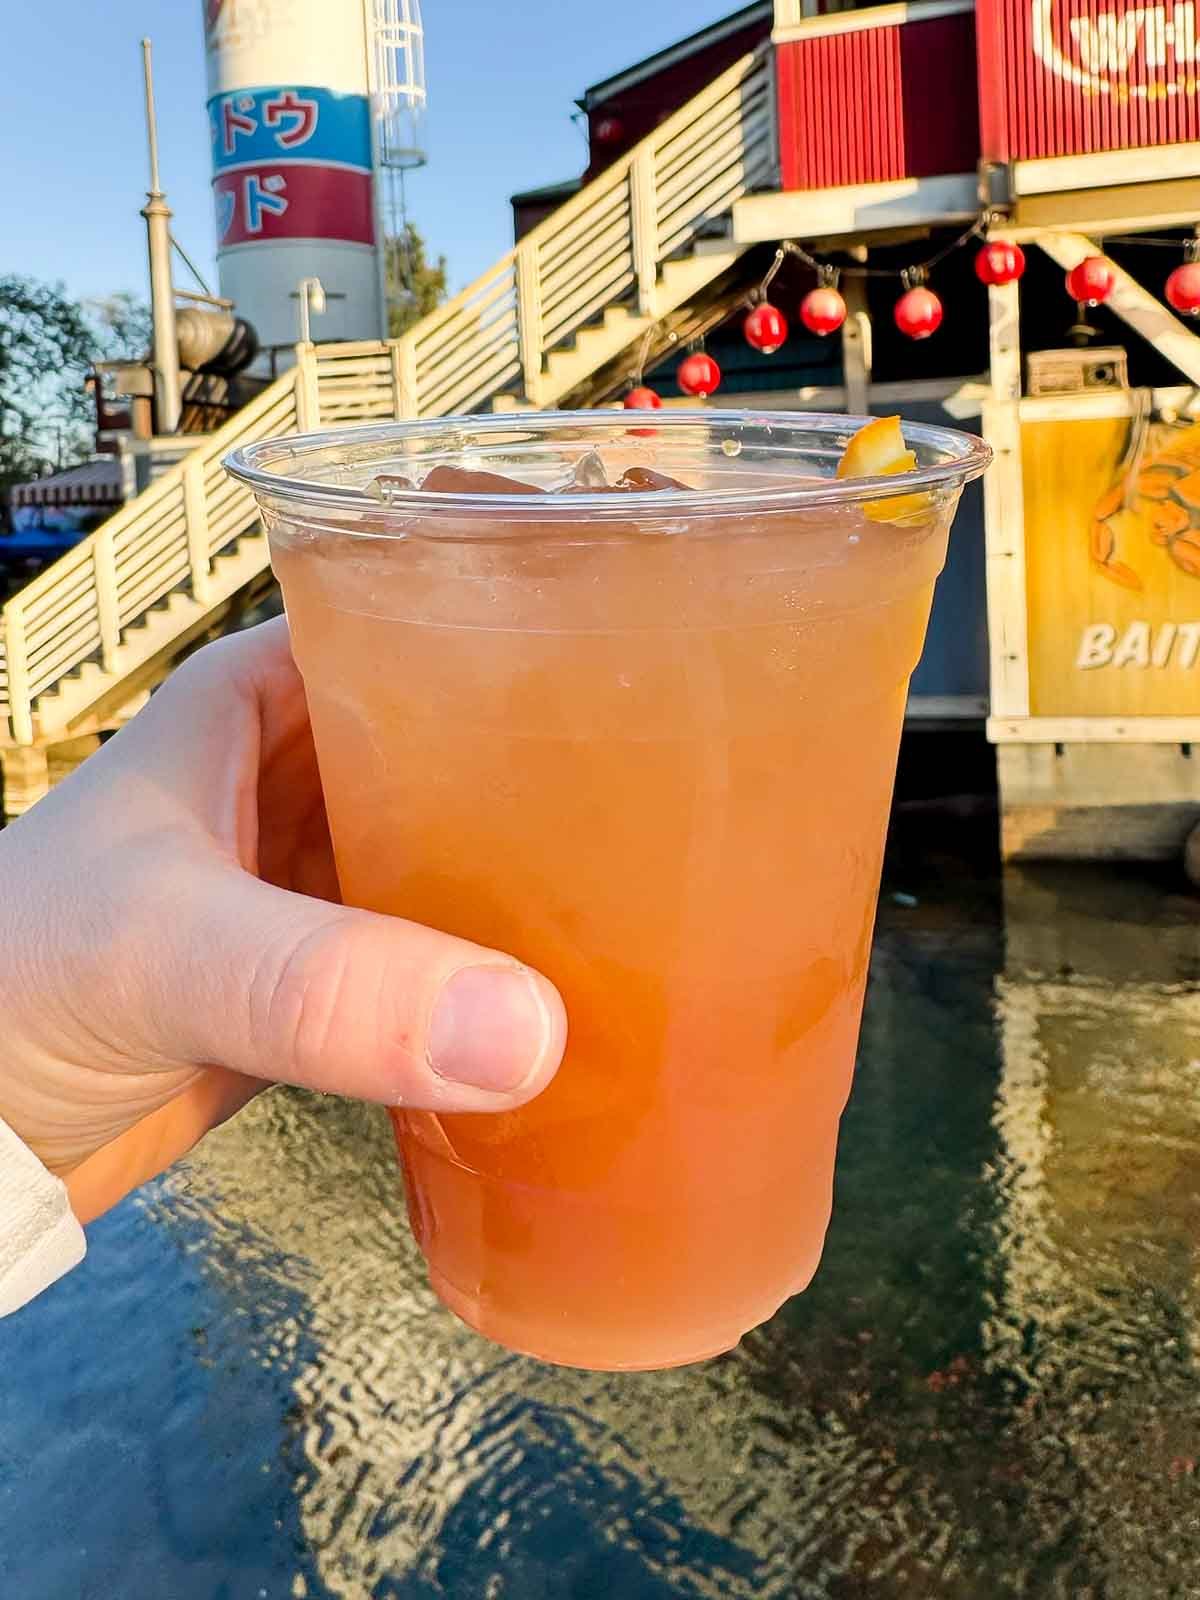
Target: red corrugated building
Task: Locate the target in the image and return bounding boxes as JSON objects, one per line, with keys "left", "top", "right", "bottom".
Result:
{"left": 521, "top": 0, "right": 1198, "bottom": 242}
{"left": 775, "top": 1, "right": 980, "bottom": 190}
{"left": 509, "top": 0, "right": 1200, "bottom": 859}
{"left": 977, "top": 0, "right": 1200, "bottom": 164}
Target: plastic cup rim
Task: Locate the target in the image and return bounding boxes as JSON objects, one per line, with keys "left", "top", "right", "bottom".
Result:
{"left": 224, "top": 407, "right": 992, "bottom": 524}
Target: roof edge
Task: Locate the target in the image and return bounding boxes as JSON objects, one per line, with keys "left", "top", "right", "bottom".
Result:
{"left": 580, "top": 2, "right": 772, "bottom": 107}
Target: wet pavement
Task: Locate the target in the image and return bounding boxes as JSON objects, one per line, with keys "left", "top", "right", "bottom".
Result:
{"left": 3, "top": 822, "right": 1200, "bottom": 1598}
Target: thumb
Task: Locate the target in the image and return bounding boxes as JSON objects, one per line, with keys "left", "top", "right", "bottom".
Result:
{"left": 148, "top": 864, "right": 567, "bottom": 1112}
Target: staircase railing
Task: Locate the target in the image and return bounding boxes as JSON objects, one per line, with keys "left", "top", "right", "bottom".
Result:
{"left": 0, "top": 45, "right": 773, "bottom": 745}
{"left": 384, "top": 43, "right": 774, "bottom": 416}
{"left": 1, "top": 372, "right": 299, "bottom": 743}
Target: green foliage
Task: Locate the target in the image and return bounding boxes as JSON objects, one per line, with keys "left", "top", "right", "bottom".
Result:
{"left": 90, "top": 291, "right": 153, "bottom": 360}
{"left": 0, "top": 277, "right": 151, "bottom": 505}
{"left": 385, "top": 223, "right": 448, "bottom": 338}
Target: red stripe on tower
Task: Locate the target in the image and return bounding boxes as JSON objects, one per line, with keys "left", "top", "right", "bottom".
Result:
{"left": 213, "top": 164, "right": 376, "bottom": 247}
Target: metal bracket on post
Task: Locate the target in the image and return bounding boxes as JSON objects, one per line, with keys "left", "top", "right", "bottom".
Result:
{"left": 977, "top": 161, "right": 1014, "bottom": 213}
{"left": 630, "top": 151, "right": 659, "bottom": 317}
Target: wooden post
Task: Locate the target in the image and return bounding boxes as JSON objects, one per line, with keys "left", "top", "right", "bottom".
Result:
{"left": 390, "top": 337, "right": 419, "bottom": 417}
{"left": 93, "top": 528, "right": 121, "bottom": 673}
{"left": 46, "top": 734, "right": 102, "bottom": 793}
{"left": 630, "top": 150, "right": 659, "bottom": 317}
{"left": 2, "top": 602, "right": 33, "bottom": 746}
{"left": 0, "top": 745, "right": 50, "bottom": 817}
{"left": 294, "top": 343, "right": 321, "bottom": 431}
{"left": 515, "top": 244, "right": 545, "bottom": 405}
{"left": 182, "top": 456, "right": 212, "bottom": 605}
{"left": 982, "top": 269, "right": 1030, "bottom": 721}
{"left": 840, "top": 260, "right": 871, "bottom": 416}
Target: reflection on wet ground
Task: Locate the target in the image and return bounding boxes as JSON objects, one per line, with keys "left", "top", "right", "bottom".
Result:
{"left": 3, "top": 831, "right": 1200, "bottom": 1598}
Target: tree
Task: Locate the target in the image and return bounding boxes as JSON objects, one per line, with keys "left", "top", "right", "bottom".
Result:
{"left": 0, "top": 278, "right": 94, "bottom": 495}
{"left": 385, "top": 222, "right": 448, "bottom": 338}
{"left": 0, "top": 277, "right": 150, "bottom": 511}
{"left": 90, "top": 291, "right": 153, "bottom": 360}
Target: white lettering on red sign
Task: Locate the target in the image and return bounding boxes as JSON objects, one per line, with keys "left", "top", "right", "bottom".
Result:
{"left": 1033, "top": 0, "right": 1200, "bottom": 93}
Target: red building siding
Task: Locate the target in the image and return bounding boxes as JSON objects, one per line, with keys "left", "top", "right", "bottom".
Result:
{"left": 977, "top": 0, "right": 1200, "bottom": 162}
{"left": 900, "top": 15, "right": 983, "bottom": 176}
{"left": 776, "top": 11, "right": 980, "bottom": 191}
{"left": 778, "top": 27, "right": 905, "bottom": 187}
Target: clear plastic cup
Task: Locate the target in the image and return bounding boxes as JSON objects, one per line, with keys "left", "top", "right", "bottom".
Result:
{"left": 226, "top": 410, "right": 989, "bottom": 1370}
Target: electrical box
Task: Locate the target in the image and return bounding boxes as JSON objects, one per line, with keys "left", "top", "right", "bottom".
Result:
{"left": 1025, "top": 347, "right": 1129, "bottom": 397}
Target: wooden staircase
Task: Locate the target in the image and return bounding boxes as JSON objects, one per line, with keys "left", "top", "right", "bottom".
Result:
{"left": 0, "top": 47, "right": 774, "bottom": 813}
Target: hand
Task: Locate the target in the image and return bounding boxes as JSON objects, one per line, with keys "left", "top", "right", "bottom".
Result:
{"left": 0, "top": 619, "right": 566, "bottom": 1224}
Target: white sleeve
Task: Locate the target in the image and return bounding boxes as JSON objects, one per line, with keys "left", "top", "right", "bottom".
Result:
{"left": 0, "top": 1114, "right": 87, "bottom": 1317}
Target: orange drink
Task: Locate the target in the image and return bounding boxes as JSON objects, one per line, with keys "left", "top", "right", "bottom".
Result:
{"left": 228, "top": 412, "right": 988, "bottom": 1370}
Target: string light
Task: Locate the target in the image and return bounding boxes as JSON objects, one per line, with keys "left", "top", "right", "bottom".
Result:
{"left": 616, "top": 218, "right": 1195, "bottom": 399}
{"left": 800, "top": 264, "right": 846, "bottom": 336}
{"left": 677, "top": 349, "right": 721, "bottom": 397}
{"left": 1165, "top": 231, "right": 1200, "bottom": 317}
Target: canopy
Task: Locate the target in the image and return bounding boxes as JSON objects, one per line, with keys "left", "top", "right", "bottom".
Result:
{"left": 9, "top": 458, "right": 124, "bottom": 509}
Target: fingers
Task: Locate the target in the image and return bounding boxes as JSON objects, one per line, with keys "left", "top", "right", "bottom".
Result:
{"left": 56, "top": 619, "right": 299, "bottom": 842}
{"left": 150, "top": 865, "right": 567, "bottom": 1113}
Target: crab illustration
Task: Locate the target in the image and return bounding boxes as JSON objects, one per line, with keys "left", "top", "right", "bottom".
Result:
{"left": 1090, "top": 419, "right": 1200, "bottom": 590}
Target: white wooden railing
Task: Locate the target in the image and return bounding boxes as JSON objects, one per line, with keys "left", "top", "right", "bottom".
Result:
{"left": 0, "top": 46, "right": 773, "bottom": 746}
{"left": 1, "top": 372, "right": 299, "bottom": 744}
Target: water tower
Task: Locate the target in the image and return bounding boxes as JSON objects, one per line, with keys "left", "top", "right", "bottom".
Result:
{"left": 203, "top": 0, "right": 426, "bottom": 353}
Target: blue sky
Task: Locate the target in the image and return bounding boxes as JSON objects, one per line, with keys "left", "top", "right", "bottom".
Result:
{"left": 2, "top": 0, "right": 740, "bottom": 308}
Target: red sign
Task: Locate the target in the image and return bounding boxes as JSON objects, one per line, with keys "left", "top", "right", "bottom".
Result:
{"left": 213, "top": 164, "right": 375, "bottom": 247}
{"left": 979, "top": 0, "right": 1200, "bottom": 160}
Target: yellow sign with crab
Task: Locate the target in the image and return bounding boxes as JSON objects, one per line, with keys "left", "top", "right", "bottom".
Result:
{"left": 1023, "top": 413, "right": 1200, "bottom": 718}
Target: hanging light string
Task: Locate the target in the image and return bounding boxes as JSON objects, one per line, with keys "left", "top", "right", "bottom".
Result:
{"left": 748, "top": 221, "right": 1196, "bottom": 303}
{"left": 769, "top": 215, "right": 990, "bottom": 286}
{"left": 1100, "top": 233, "right": 1200, "bottom": 252}
{"left": 690, "top": 218, "right": 985, "bottom": 362}
{"left": 632, "top": 325, "right": 656, "bottom": 383}
{"left": 754, "top": 246, "right": 787, "bottom": 301}
{"left": 625, "top": 218, "right": 1198, "bottom": 397}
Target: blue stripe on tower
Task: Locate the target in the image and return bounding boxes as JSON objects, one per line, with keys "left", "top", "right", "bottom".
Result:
{"left": 208, "top": 85, "right": 372, "bottom": 173}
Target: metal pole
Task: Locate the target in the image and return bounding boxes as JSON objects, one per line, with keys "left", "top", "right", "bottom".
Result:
{"left": 140, "top": 38, "right": 182, "bottom": 434}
